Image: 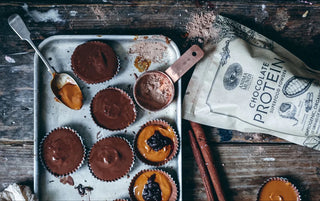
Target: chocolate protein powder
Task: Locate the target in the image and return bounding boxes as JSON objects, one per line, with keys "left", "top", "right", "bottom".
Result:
{"left": 134, "top": 71, "right": 174, "bottom": 111}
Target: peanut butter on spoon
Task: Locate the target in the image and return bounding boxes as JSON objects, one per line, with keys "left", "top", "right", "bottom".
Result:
{"left": 57, "top": 83, "right": 83, "bottom": 110}
{"left": 8, "top": 14, "right": 83, "bottom": 110}
{"left": 51, "top": 73, "right": 83, "bottom": 110}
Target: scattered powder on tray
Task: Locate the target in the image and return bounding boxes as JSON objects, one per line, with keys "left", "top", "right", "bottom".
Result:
{"left": 186, "top": 11, "right": 219, "bottom": 44}
{"left": 129, "top": 42, "right": 167, "bottom": 63}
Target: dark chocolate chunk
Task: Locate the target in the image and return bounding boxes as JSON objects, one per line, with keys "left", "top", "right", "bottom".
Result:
{"left": 142, "top": 174, "right": 162, "bottom": 201}
{"left": 147, "top": 130, "right": 172, "bottom": 151}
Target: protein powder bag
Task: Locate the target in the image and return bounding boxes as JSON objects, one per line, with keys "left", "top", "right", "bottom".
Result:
{"left": 183, "top": 15, "right": 320, "bottom": 150}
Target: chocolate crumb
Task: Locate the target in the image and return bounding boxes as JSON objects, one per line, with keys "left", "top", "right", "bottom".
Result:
{"left": 134, "top": 73, "right": 138, "bottom": 79}
{"left": 96, "top": 131, "right": 102, "bottom": 140}
{"left": 75, "top": 184, "right": 93, "bottom": 197}
{"left": 60, "top": 176, "right": 74, "bottom": 186}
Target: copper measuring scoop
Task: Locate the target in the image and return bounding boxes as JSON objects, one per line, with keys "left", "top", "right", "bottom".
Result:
{"left": 8, "top": 14, "right": 83, "bottom": 110}
{"left": 133, "top": 45, "right": 204, "bottom": 111}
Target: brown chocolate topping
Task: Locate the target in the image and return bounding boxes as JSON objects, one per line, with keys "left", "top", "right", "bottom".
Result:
{"left": 89, "top": 137, "right": 133, "bottom": 181}
{"left": 42, "top": 128, "right": 84, "bottom": 176}
{"left": 134, "top": 71, "right": 174, "bottom": 111}
{"left": 71, "top": 41, "right": 118, "bottom": 84}
{"left": 91, "top": 88, "right": 136, "bottom": 131}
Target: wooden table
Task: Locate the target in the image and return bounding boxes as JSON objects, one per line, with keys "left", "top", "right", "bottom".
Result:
{"left": 1, "top": 1, "right": 320, "bottom": 200}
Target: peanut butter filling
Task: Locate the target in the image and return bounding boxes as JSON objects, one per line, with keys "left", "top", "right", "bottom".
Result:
{"left": 133, "top": 171, "right": 172, "bottom": 201}
{"left": 258, "top": 180, "right": 300, "bottom": 201}
{"left": 58, "top": 83, "right": 83, "bottom": 110}
{"left": 136, "top": 125, "right": 176, "bottom": 163}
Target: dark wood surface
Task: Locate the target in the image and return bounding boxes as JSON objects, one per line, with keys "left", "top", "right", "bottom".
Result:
{"left": 1, "top": 1, "right": 320, "bottom": 200}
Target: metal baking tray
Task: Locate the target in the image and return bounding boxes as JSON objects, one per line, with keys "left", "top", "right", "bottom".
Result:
{"left": 33, "top": 35, "right": 182, "bottom": 200}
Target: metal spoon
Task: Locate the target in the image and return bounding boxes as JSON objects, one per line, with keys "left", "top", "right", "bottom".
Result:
{"left": 8, "top": 14, "right": 83, "bottom": 110}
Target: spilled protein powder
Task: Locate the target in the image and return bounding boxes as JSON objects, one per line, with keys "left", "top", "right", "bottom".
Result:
{"left": 186, "top": 11, "right": 219, "bottom": 44}
{"left": 22, "top": 3, "right": 65, "bottom": 23}
{"left": 129, "top": 42, "right": 168, "bottom": 63}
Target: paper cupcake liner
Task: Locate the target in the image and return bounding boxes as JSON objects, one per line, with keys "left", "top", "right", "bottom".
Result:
{"left": 90, "top": 87, "right": 137, "bottom": 131}
{"left": 128, "top": 169, "right": 178, "bottom": 201}
{"left": 71, "top": 41, "right": 120, "bottom": 84}
{"left": 39, "top": 127, "right": 86, "bottom": 177}
{"left": 88, "top": 136, "right": 134, "bottom": 182}
{"left": 257, "top": 177, "right": 301, "bottom": 201}
{"left": 134, "top": 119, "right": 179, "bottom": 166}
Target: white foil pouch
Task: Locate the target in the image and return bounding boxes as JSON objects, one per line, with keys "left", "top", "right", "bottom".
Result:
{"left": 183, "top": 15, "right": 320, "bottom": 150}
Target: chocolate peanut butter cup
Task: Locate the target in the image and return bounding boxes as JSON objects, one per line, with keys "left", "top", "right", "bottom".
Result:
{"left": 88, "top": 136, "right": 134, "bottom": 182}
{"left": 134, "top": 119, "right": 179, "bottom": 166}
{"left": 129, "top": 169, "right": 178, "bottom": 201}
{"left": 90, "top": 87, "right": 136, "bottom": 131}
{"left": 257, "top": 177, "right": 301, "bottom": 201}
{"left": 71, "top": 41, "right": 120, "bottom": 84}
{"left": 40, "top": 127, "right": 85, "bottom": 177}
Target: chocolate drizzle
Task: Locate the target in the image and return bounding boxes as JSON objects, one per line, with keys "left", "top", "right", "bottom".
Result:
{"left": 147, "top": 130, "right": 172, "bottom": 151}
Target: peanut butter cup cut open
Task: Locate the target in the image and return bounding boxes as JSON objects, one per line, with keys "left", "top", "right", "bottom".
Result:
{"left": 71, "top": 41, "right": 119, "bottom": 84}
{"left": 257, "top": 177, "right": 301, "bottom": 201}
{"left": 134, "top": 120, "right": 178, "bottom": 166}
{"left": 91, "top": 87, "right": 136, "bottom": 131}
{"left": 88, "top": 137, "right": 134, "bottom": 181}
{"left": 40, "top": 127, "right": 85, "bottom": 177}
{"left": 129, "top": 169, "right": 177, "bottom": 201}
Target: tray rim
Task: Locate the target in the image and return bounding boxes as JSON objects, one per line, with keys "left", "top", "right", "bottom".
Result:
{"left": 33, "top": 34, "right": 182, "bottom": 200}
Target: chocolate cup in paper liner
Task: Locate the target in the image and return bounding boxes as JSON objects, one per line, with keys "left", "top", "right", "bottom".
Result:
{"left": 128, "top": 169, "right": 178, "bottom": 201}
{"left": 39, "top": 127, "right": 86, "bottom": 177}
{"left": 134, "top": 119, "right": 179, "bottom": 166}
{"left": 71, "top": 41, "right": 120, "bottom": 84}
{"left": 257, "top": 177, "right": 301, "bottom": 201}
{"left": 90, "top": 87, "right": 136, "bottom": 131}
{"left": 88, "top": 136, "right": 134, "bottom": 182}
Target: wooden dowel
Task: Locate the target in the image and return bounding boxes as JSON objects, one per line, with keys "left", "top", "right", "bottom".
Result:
{"left": 188, "top": 130, "right": 216, "bottom": 201}
{"left": 190, "top": 121, "right": 226, "bottom": 201}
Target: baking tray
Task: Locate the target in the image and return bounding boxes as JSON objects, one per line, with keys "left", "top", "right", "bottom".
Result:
{"left": 33, "top": 35, "right": 182, "bottom": 200}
